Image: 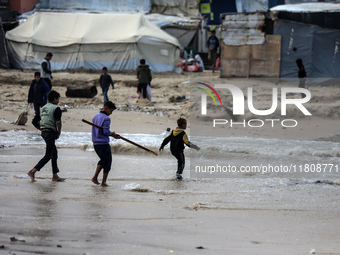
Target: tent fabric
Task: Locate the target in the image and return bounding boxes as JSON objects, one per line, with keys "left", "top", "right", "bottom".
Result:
{"left": 236, "top": 0, "right": 268, "bottom": 12}
{"left": 36, "top": 0, "right": 151, "bottom": 13}
{"left": 5, "top": 12, "right": 180, "bottom": 72}
{"left": 311, "top": 28, "right": 340, "bottom": 78}
{"left": 146, "top": 13, "right": 194, "bottom": 28}
{"left": 274, "top": 20, "right": 340, "bottom": 78}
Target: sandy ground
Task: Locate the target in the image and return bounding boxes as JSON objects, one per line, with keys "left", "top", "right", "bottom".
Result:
{"left": 0, "top": 69, "right": 340, "bottom": 255}
{"left": 0, "top": 69, "right": 200, "bottom": 134}
{"left": 1, "top": 69, "right": 339, "bottom": 139}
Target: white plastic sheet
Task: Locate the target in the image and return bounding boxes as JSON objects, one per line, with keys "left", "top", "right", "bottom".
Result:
{"left": 37, "top": 0, "right": 151, "bottom": 13}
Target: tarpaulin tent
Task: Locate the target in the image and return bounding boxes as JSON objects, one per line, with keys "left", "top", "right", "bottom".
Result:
{"left": 5, "top": 12, "right": 180, "bottom": 72}
{"left": 35, "top": 0, "right": 199, "bottom": 17}
{"left": 274, "top": 20, "right": 340, "bottom": 78}
{"left": 271, "top": 3, "right": 340, "bottom": 78}
{"left": 36, "top": 0, "right": 151, "bottom": 13}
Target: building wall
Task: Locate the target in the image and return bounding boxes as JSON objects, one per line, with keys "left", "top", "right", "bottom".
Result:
{"left": 220, "top": 35, "right": 281, "bottom": 78}
{"left": 10, "top": 0, "right": 39, "bottom": 14}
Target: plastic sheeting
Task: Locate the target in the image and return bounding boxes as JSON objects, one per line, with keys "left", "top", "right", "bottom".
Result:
{"left": 146, "top": 14, "right": 193, "bottom": 28}
{"left": 151, "top": 0, "right": 199, "bottom": 17}
{"left": 236, "top": 0, "right": 268, "bottom": 12}
{"left": 5, "top": 12, "right": 180, "bottom": 72}
{"left": 37, "top": 0, "right": 151, "bottom": 13}
{"left": 36, "top": 0, "right": 199, "bottom": 16}
{"left": 275, "top": 20, "right": 340, "bottom": 78}
{"left": 271, "top": 3, "right": 340, "bottom": 14}
{"left": 6, "top": 12, "right": 179, "bottom": 46}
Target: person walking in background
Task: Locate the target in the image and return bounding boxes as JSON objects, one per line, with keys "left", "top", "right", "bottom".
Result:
{"left": 296, "top": 58, "right": 307, "bottom": 98}
{"left": 91, "top": 101, "right": 120, "bottom": 187}
{"left": 28, "top": 71, "right": 50, "bottom": 129}
{"left": 99, "top": 67, "right": 114, "bottom": 103}
{"left": 137, "top": 59, "right": 152, "bottom": 100}
{"left": 41, "top": 52, "right": 53, "bottom": 89}
{"left": 27, "top": 90, "right": 65, "bottom": 182}
{"left": 207, "top": 30, "right": 219, "bottom": 73}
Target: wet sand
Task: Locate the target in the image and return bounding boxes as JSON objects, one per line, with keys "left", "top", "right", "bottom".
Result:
{"left": 1, "top": 70, "right": 340, "bottom": 254}
{"left": 0, "top": 147, "right": 339, "bottom": 255}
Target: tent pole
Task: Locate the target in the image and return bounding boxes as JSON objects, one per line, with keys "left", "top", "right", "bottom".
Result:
{"left": 76, "top": 44, "right": 81, "bottom": 61}
{"left": 24, "top": 43, "right": 30, "bottom": 66}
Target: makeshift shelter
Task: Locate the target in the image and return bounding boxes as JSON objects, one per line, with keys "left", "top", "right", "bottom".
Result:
{"left": 219, "top": 12, "right": 281, "bottom": 78}
{"left": 270, "top": 3, "right": 340, "bottom": 78}
{"left": 5, "top": 12, "right": 181, "bottom": 72}
{"left": 36, "top": 0, "right": 151, "bottom": 13}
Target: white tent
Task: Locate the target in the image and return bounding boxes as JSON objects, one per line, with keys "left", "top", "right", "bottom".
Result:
{"left": 5, "top": 12, "right": 180, "bottom": 72}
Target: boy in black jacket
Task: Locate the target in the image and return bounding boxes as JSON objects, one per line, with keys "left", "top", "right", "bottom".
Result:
{"left": 159, "top": 117, "right": 200, "bottom": 180}
{"left": 28, "top": 71, "right": 50, "bottom": 129}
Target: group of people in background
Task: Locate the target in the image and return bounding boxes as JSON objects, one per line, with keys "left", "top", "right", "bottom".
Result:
{"left": 27, "top": 52, "right": 53, "bottom": 129}
{"left": 99, "top": 58, "right": 152, "bottom": 104}
{"left": 180, "top": 29, "right": 220, "bottom": 73}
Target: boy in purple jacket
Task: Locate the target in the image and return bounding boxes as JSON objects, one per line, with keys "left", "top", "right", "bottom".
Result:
{"left": 91, "top": 101, "right": 120, "bottom": 186}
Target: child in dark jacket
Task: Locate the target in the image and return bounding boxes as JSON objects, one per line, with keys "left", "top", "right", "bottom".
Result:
{"left": 99, "top": 67, "right": 114, "bottom": 103}
{"left": 27, "top": 71, "right": 50, "bottom": 129}
{"left": 159, "top": 117, "right": 200, "bottom": 180}
{"left": 296, "top": 58, "right": 307, "bottom": 98}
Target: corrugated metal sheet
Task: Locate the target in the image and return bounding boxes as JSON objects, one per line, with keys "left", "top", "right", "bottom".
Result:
{"left": 151, "top": 0, "right": 199, "bottom": 17}
{"left": 221, "top": 13, "right": 265, "bottom": 46}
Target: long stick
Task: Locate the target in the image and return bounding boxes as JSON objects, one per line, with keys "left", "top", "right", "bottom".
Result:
{"left": 82, "top": 119, "right": 158, "bottom": 156}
